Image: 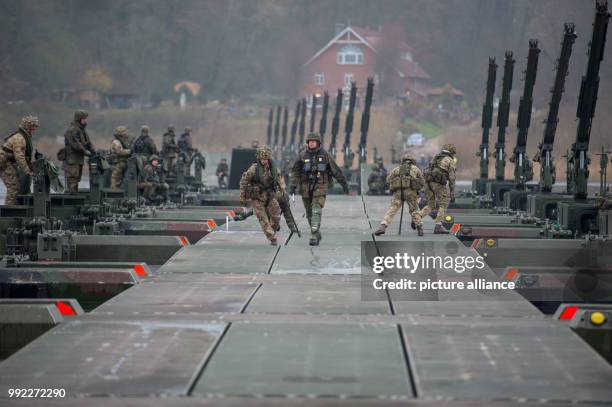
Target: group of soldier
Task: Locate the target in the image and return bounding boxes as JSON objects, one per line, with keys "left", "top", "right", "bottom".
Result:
{"left": 238, "top": 130, "right": 458, "bottom": 246}
{"left": 0, "top": 111, "right": 202, "bottom": 205}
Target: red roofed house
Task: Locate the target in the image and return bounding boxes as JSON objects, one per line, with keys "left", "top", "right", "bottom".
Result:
{"left": 300, "top": 25, "right": 431, "bottom": 104}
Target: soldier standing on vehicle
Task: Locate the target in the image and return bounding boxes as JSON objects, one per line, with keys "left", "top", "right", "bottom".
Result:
{"left": 0, "top": 116, "right": 39, "bottom": 205}
{"left": 109, "top": 126, "right": 131, "bottom": 189}
{"left": 290, "top": 132, "right": 349, "bottom": 246}
{"left": 216, "top": 158, "right": 229, "bottom": 188}
{"left": 374, "top": 153, "right": 425, "bottom": 236}
{"left": 140, "top": 154, "right": 168, "bottom": 203}
{"left": 239, "top": 146, "right": 283, "bottom": 245}
{"left": 178, "top": 126, "right": 194, "bottom": 175}
{"left": 367, "top": 157, "right": 388, "bottom": 195}
{"left": 161, "top": 125, "right": 178, "bottom": 174}
{"left": 62, "top": 110, "right": 95, "bottom": 193}
{"left": 419, "top": 143, "right": 457, "bottom": 234}
{"left": 133, "top": 125, "right": 158, "bottom": 160}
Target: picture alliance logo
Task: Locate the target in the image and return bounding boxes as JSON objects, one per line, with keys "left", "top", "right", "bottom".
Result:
{"left": 371, "top": 253, "right": 487, "bottom": 274}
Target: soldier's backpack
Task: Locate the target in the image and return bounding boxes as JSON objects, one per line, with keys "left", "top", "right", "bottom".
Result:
{"left": 133, "top": 136, "right": 146, "bottom": 154}
{"left": 424, "top": 154, "right": 449, "bottom": 185}
{"left": 57, "top": 147, "right": 66, "bottom": 161}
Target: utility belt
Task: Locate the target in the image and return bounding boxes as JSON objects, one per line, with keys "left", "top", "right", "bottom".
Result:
{"left": 245, "top": 184, "right": 275, "bottom": 199}
{"left": 424, "top": 168, "right": 448, "bottom": 185}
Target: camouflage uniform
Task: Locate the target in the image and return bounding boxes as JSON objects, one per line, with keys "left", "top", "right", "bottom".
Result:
{"left": 419, "top": 144, "right": 457, "bottom": 234}
{"left": 63, "top": 110, "right": 95, "bottom": 193}
{"left": 240, "top": 146, "right": 282, "bottom": 245}
{"left": 290, "top": 133, "right": 348, "bottom": 245}
{"left": 132, "top": 126, "right": 158, "bottom": 160}
{"left": 178, "top": 127, "right": 194, "bottom": 176}
{"left": 110, "top": 126, "right": 131, "bottom": 189}
{"left": 0, "top": 116, "right": 38, "bottom": 205}
{"left": 139, "top": 155, "right": 168, "bottom": 202}
{"left": 375, "top": 154, "right": 425, "bottom": 236}
{"left": 367, "top": 158, "right": 388, "bottom": 195}
{"left": 161, "top": 125, "right": 178, "bottom": 173}
{"left": 216, "top": 159, "right": 229, "bottom": 188}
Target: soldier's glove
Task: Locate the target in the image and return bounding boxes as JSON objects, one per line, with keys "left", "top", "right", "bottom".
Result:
{"left": 450, "top": 192, "right": 456, "bottom": 203}
{"left": 239, "top": 197, "right": 247, "bottom": 206}
{"left": 84, "top": 150, "right": 92, "bottom": 157}
{"left": 342, "top": 183, "right": 350, "bottom": 195}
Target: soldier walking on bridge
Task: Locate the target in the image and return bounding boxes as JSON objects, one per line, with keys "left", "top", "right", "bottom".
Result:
{"left": 0, "top": 116, "right": 39, "bottom": 205}
{"left": 110, "top": 126, "right": 132, "bottom": 189}
{"left": 62, "top": 110, "right": 95, "bottom": 193}
{"left": 375, "top": 153, "right": 425, "bottom": 236}
{"left": 419, "top": 143, "right": 457, "bottom": 234}
{"left": 290, "top": 132, "right": 349, "bottom": 246}
{"left": 240, "top": 146, "right": 283, "bottom": 245}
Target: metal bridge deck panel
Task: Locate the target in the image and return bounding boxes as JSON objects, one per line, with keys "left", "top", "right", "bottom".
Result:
{"left": 0, "top": 319, "right": 225, "bottom": 396}
{"left": 245, "top": 275, "right": 389, "bottom": 314}
{"left": 401, "top": 317, "right": 612, "bottom": 401}
{"left": 93, "top": 281, "right": 258, "bottom": 313}
{"left": 271, "top": 246, "right": 361, "bottom": 275}
{"left": 191, "top": 322, "right": 413, "bottom": 398}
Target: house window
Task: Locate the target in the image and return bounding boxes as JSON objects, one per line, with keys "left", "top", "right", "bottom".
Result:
{"left": 314, "top": 73, "right": 325, "bottom": 86}
{"left": 337, "top": 45, "right": 364, "bottom": 65}
{"left": 344, "top": 73, "right": 354, "bottom": 87}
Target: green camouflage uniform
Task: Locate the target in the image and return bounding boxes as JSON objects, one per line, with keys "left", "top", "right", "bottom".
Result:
{"left": 132, "top": 126, "right": 158, "bottom": 160}
{"left": 162, "top": 126, "right": 178, "bottom": 173}
{"left": 381, "top": 158, "right": 425, "bottom": 227}
{"left": 178, "top": 127, "right": 194, "bottom": 176}
{"left": 290, "top": 133, "right": 348, "bottom": 245}
{"left": 0, "top": 116, "right": 38, "bottom": 205}
{"left": 419, "top": 144, "right": 457, "bottom": 226}
{"left": 110, "top": 126, "right": 131, "bottom": 189}
{"left": 367, "top": 159, "right": 387, "bottom": 195}
{"left": 63, "top": 110, "right": 95, "bottom": 193}
{"left": 139, "top": 155, "right": 168, "bottom": 202}
{"left": 239, "top": 146, "right": 282, "bottom": 244}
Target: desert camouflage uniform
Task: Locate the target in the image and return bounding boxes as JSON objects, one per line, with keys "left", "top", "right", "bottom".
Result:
{"left": 380, "top": 157, "right": 425, "bottom": 229}
{"left": 0, "top": 116, "right": 38, "bottom": 205}
{"left": 239, "top": 146, "right": 282, "bottom": 244}
{"left": 110, "top": 126, "right": 131, "bottom": 189}
{"left": 132, "top": 126, "right": 158, "bottom": 160}
{"left": 64, "top": 110, "right": 94, "bottom": 193}
{"left": 290, "top": 133, "right": 348, "bottom": 245}
{"left": 419, "top": 144, "right": 457, "bottom": 230}
{"left": 162, "top": 126, "right": 178, "bottom": 173}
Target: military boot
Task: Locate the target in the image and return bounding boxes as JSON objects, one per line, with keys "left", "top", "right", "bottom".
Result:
{"left": 416, "top": 225, "right": 424, "bottom": 237}
{"left": 270, "top": 237, "right": 278, "bottom": 246}
{"left": 309, "top": 232, "right": 320, "bottom": 246}
{"left": 411, "top": 221, "right": 416, "bottom": 230}
{"left": 374, "top": 224, "right": 387, "bottom": 236}
{"left": 434, "top": 223, "right": 448, "bottom": 234}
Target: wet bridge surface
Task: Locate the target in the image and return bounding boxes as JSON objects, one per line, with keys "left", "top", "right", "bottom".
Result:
{"left": 1, "top": 195, "right": 611, "bottom": 406}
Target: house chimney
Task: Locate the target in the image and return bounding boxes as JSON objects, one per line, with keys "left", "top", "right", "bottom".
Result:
{"left": 335, "top": 23, "right": 345, "bottom": 35}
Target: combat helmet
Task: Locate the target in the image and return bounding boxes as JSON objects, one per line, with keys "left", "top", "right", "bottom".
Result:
{"left": 114, "top": 126, "right": 129, "bottom": 137}
{"left": 401, "top": 152, "right": 416, "bottom": 163}
{"left": 167, "top": 125, "right": 175, "bottom": 132}
{"left": 20, "top": 115, "right": 39, "bottom": 132}
{"left": 184, "top": 127, "right": 192, "bottom": 133}
{"left": 149, "top": 154, "right": 160, "bottom": 163}
{"left": 256, "top": 146, "right": 274, "bottom": 161}
{"left": 73, "top": 110, "right": 88, "bottom": 122}
{"left": 306, "top": 132, "right": 321, "bottom": 144}
{"left": 141, "top": 125, "right": 150, "bottom": 134}
{"left": 442, "top": 143, "right": 457, "bottom": 155}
